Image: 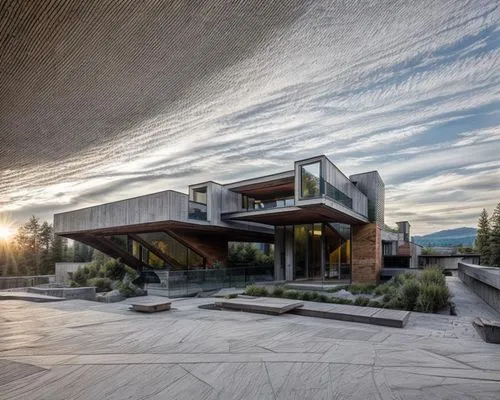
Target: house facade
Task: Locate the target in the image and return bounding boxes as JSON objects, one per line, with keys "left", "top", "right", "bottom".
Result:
{"left": 54, "top": 155, "right": 412, "bottom": 284}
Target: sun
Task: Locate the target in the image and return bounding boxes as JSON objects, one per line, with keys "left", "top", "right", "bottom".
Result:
{"left": 0, "top": 226, "right": 13, "bottom": 241}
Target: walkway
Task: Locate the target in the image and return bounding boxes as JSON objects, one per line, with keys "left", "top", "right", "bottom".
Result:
{"left": 447, "top": 276, "right": 500, "bottom": 320}
{"left": 0, "top": 295, "right": 499, "bottom": 399}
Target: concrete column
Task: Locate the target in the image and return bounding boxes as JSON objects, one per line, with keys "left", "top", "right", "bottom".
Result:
{"left": 285, "top": 225, "right": 294, "bottom": 281}
{"left": 351, "top": 223, "right": 381, "bottom": 284}
{"left": 274, "top": 226, "right": 285, "bottom": 281}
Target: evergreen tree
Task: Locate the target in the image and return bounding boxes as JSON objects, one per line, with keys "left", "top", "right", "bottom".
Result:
{"left": 489, "top": 202, "right": 500, "bottom": 267}
{"left": 14, "top": 216, "right": 41, "bottom": 274}
{"left": 475, "top": 209, "right": 491, "bottom": 265}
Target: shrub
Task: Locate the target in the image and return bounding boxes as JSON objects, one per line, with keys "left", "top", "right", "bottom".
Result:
{"left": 87, "top": 277, "right": 113, "bottom": 293}
{"left": 416, "top": 282, "right": 449, "bottom": 313}
{"left": 225, "top": 293, "right": 238, "bottom": 299}
{"left": 400, "top": 279, "right": 420, "bottom": 311}
{"left": 354, "top": 296, "right": 370, "bottom": 306}
{"left": 71, "top": 268, "right": 88, "bottom": 286}
{"left": 420, "top": 267, "right": 446, "bottom": 287}
{"left": 245, "top": 285, "right": 269, "bottom": 297}
{"left": 271, "top": 287, "right": 284, "bottom": 297}
{"left": 310, "top": 291, "right": 321, "bottom": 301}
{"left": 124, "top": 266, "right": 139, "bottom": 282}
{"left": 348, "top": 283, "right": 376, "bottom": 294}
{"left": 118, "top": 281, "right": 137, "bottom": 297}
{"left": 374, "top": 282, "right": 392, "bottom": 296}
{"left": 368, "top": 300, "right": 382, "bottom": 308}
{"left": 393, "top": 272, "right": 416, "bottom": 286}
{"left": 317, "top": 294, "right": 329, "bottom": 303}
{"left": 300, "top": 292, "right": 313, "bottom": 301}
{"left": 69, "top": 280, "right": 80, "bottom": 288}
{"left": 329, "top": 297, "right": 353, "bottom": 305}
{"left": 382, "top": 286, "right": 398, "bottom": 303}
{"left": 103, "top": 260, "right": 126, "bottom": 281}
{"left": 283, "top": 290, "right": 299, "bottom": 299}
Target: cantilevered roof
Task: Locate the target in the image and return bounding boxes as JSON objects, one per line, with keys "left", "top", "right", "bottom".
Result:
{"left": 224, "top": 171, "right": 295, "bottom": 199}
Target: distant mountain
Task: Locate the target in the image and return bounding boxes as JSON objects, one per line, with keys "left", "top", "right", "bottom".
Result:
{"left": 412, "top": 227, "right": 477, "bottom": 247}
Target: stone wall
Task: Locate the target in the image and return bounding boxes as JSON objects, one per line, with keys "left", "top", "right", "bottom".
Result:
{"left": 458, "top": 262, "right": 499, "bottom": 311}
{"left": 351, "top": 223, "right": 381, "bottom": 284}
{"left": 0, "top": 275, "right": 54, "bottom": 290}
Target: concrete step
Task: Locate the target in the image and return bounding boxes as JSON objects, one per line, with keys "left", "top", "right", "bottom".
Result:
{"left": 291, "top": 302, "right": 410, "bottom": 328}
{"left": 215, "top": 297, "right": 304, "bottom": 315}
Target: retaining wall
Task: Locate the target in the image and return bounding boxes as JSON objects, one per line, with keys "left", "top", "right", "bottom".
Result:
{"left": 458, "top": 262, "right": 500, "bottom": 311}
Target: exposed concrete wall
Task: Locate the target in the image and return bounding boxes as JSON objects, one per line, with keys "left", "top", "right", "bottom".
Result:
{"left": 458, "top": 262, "right": 499, "bottom": 311}
{"left": 0, "top": 275, "right": 54, "bottom": 290}
{"left": 351, "top": 223, "right": 381, "bottom": 284}
{"left": 56, "top": 262, "right": 87, "bottom": 284}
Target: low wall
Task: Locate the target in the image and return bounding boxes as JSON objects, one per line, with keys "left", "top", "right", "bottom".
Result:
{"left": 27, "top": 286, "right": 96, "bottom": 301}
{"left": 458, "top": 262, "right": 500, "bottom": 311}
{"left": 55, "top": 262, "right": 88, "bottom": 283}
{"left": 0, "top": 275, "right": 55, "bottom": 290}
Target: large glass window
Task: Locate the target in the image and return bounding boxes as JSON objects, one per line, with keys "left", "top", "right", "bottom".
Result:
{"left": 301, "top": 162, "right": 321, "bottom": 198}
{"left": 294, "top": 225, "right": 308, "bottom": 279}
{"left": 324, "top": 224, "right": 351, "bottom": 280}
{"left": 190, "top": 187, "right": 207, "bottom": 204}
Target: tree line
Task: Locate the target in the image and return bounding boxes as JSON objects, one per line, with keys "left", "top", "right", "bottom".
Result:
{"left": 476, "top": 202, "right": 500, "bottom": 267}
{"left": 0, "top": 216, "right": 94, "bottom": 276}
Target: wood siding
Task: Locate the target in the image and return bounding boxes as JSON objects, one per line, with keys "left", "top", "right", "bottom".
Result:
{"left": 54, "top": 190, "right": 189, "bottom": 234}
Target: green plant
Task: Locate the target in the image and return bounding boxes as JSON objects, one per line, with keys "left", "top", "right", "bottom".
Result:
{"left": 69, "top": 280, "right": 80, "bottom": 288}
{"left": 354, "top": 296, "right": 370, "bottom": 306}
{"left": 374, "top": 282, "right": 392, "bottom": 296}
{"left": 225, "top": 293, "right": 238, "bottom": 299}
{"left": 416, "top": 282, "right": 449, "bottom": 313}
{"left": 420, "top": 267, "right": 445, "bottom": 287}
{"left": 368, "top": 300, "right": 382, "bottom": 308}
{"left": 329, "top": 297, "right": 353, "bottom": 305}
{"left": 283, "top": 290, "right": 299, "bottom": 299}
{"left": 118, "top": 281, "right": 137, "bottom": 297}
{"left": 400, "top": 279, "right": 420, "bottom": 311}
{"left": 271, "top": 287, "right": 284, "bottom": 297}
{"left": 348, "top": 283, "right": 376, "bottom": 294}
{"left": 87, "top": 277, "right": 113, "bottom": 293}
{"left": 317, "top": 294, "right": 329, "bottom": 302}
{"left": 300, "top": 292, "right": 314, "bottom": 301}
{"left": 245, "top": 285, "right": 269, "bottom": 297}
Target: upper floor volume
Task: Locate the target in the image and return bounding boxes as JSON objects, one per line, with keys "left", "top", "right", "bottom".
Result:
{"left": 54, "top": 155, "right": 385, "bottom": 236}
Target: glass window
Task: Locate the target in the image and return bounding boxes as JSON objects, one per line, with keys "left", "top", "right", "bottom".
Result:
{"left": 190, "top": 187, "right": 207, "bottom": 204}
{"left": 301, "top": 162, "right": 321, "bottom": 198}
{"left": 294, "top": 225, "right": 308, "bottom": 279}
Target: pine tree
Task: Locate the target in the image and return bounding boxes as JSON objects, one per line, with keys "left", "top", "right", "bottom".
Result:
{"left": 489, "top": 202, "right": 500, "bottom": 267}
{"left": 475, "top": 209, "right": 491, "bottom": 265}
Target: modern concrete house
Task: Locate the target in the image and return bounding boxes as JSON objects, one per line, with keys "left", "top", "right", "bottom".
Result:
{"left": 54, "top": 155, "right": 415, "bottom": 284}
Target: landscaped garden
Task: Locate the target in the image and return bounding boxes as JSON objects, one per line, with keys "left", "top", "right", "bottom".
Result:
{"left": 69, "top": 259, "right": 146, "bottom": 299}
{"left": 244, "top": 267, "right": 451, "bottom": 313}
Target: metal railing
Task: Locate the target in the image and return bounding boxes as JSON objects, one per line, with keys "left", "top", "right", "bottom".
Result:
{"left": 242, "top": 198, "right": 295, "bottom": 212}
{"left": 322, "top": 179, "right": 353, "bottom": 209}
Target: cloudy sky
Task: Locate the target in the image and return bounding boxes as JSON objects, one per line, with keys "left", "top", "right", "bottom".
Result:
{"left": 1, "top": 0, "right": 499, "bottom": 234}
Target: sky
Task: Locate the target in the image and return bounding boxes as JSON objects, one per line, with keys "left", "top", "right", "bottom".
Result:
{"left": 1, "top": 0, "right": 499, "bottom": 235}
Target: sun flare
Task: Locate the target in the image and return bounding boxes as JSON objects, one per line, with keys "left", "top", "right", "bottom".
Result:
{"left": 0, "top": 226, "right": 13, "bottom": 241}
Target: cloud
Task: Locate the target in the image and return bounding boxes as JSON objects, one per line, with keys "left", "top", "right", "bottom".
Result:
{"left": 1, "top": 0, "right": 499, "bottom": 234}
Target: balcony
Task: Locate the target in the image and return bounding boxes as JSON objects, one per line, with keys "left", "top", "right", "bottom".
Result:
{"left": 242, "top": 197, "right": 295, "bottom": 212}
{"left": 322, "top": 179, "right": 353, "bottom": 209}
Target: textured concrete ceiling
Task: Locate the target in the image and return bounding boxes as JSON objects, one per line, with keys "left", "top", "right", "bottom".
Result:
{"left": 0, "top": 0, "right": 307, "bottom": 170}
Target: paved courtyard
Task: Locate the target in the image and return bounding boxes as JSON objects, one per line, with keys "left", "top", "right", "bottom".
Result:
{"left": 0, "top": 279, "right": 499, "bottom": 399}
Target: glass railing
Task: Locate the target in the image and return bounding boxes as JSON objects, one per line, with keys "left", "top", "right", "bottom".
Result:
{"left": 143, "top": 265, "right": 274, "bottom": 297}
{"left": 322, "top": 180, "right": 352, "bottom": 209}
{"left": 242, "top": 198, "right": 295, "bottom": 212}
{"left": 188, "top": 201, "right": 207, "bottom": 220}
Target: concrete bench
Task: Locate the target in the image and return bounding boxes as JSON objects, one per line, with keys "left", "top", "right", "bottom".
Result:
{"left": 473, "top": 317, "right": 500, "bottom": 344}
{"left": 215, "top": 297, "right": 304, "bottom": 315}
{"left": 129, "top": 300, "right": 171, "bottom": 313}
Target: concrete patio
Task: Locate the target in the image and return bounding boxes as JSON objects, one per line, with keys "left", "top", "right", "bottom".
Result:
{"left": 0, "top": 278, "right": 499, "bottom": 399}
